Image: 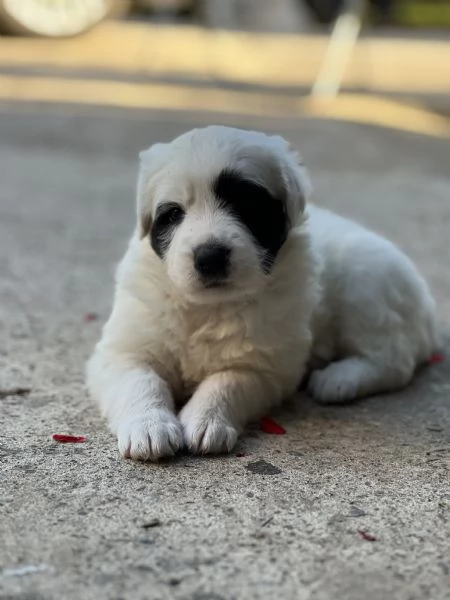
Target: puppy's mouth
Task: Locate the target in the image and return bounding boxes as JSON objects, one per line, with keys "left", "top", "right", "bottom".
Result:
{"left": 202, "top": 279, "right": 228, "bottom": 290}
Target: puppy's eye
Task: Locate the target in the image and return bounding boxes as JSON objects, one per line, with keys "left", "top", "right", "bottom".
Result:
{"left": 151, "top": 203, "right": 185, "bottom": 259}
{"left": 213, "top": 169, "right": 288, "bottom": 272}
{"left": 156, "top": 204, "right": 185, "bottom": 226}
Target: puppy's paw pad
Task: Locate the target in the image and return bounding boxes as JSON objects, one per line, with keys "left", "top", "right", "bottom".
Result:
{"left": 179, "top": 409, "right": 238, "bottom": 455}
{"left": 308, "top": 364, "right": 360, "bottom": 404}
{"left": 116, "top": 409, "right": 183, "bottom": 461}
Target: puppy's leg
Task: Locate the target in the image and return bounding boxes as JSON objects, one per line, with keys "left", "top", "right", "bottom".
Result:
{"left": 308, "top": 356, "right": 412, "bottom": 404}
{"left": 179, "top": 371, "right": 283, "bottom": 454}
{"left": 309, "top": 229, "right": 437, "bottom": 404}
{"left": 87, "top": 353, "right": 183, "bottom": 461}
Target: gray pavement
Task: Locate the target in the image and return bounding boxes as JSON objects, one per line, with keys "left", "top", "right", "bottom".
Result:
{"left": 1, "top": 103, "right": 449, "bottom": 600}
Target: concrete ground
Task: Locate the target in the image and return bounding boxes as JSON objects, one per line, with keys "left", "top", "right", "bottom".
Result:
{"left": 0, "top": 101, "right": 449, "bottom": 600}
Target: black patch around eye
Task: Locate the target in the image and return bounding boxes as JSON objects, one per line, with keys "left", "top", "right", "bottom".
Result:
{"left": 212, "top": 169, "right": 288, "bottom": 271}
{"left": 150, "top": 202, "right": 185, "bottom": 258}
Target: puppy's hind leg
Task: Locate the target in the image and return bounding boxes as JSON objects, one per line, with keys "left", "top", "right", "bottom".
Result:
{"left": 308, "top": 356, "right": 413, "bottom": 404}
{"left": 308, "top": 232, "right": 437, "bottom": 404}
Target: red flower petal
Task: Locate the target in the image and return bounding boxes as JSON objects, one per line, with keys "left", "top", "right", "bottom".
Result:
{"left": 427, "top": 353, "right": 444, "bottom": 365}
{"left": 357, "top": 529, "right": 377, "bottom": 542}
{"left": 52, "top": 434, "right": 86, "bottom": 443}
{"left": 260, "top": 416, "right": 286, "bottom": 435}
{"left": 83, "top": 312, "right": 98, "bottom": 322}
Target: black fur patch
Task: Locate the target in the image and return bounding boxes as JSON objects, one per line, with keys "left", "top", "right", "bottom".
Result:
{"left": 150, "top": 202, "right": 185, "bottom": 258}
{"left": 212, "top": 169, "right": 288, "bottom": 271}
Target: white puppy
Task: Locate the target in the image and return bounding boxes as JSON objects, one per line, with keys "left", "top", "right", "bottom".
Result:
{"left": 87, "top": 125, "right": 438, "bottom": 461}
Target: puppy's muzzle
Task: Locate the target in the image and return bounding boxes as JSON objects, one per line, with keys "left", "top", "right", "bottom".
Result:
{"left": 194, "top": 241, "right": 231, "bottom": 286}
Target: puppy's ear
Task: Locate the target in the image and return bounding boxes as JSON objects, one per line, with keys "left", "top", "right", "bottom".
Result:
{"left": 139, "top": 206, "right": 153, "bottom": 239}
{"left": 271, "top": 135, "right": 313, "bottom": 223}
{"left": 136, "top": 143, "right": 166, "bottom": 239}
{"left": 138, "top": 143, "right": 164, "bottom": 164}
{"left": 136, "top": 167, "right": 152, "bottom": 239}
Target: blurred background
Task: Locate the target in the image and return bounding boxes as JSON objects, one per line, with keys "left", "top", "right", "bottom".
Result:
{"left": 0, "top": 0, "right": 449, "bottom": 317}
{"left": 1, "top": 0, "right": 450, "bottom": 113}
{"left": 1, "top": 0, "right": 450, "bottom": 34}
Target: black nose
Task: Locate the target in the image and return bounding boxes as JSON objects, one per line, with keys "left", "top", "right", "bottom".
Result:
{"left": 194, "top": 242, "right": 231, "bottom": 280}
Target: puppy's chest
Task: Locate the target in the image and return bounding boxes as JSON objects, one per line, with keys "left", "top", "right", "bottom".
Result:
{"left": 174, "top": 309, "right": 258, "bottom": 392}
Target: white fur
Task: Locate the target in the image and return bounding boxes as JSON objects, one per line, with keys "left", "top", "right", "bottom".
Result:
{"left": 86, "top": 126, "right": 438, "bottom": 460}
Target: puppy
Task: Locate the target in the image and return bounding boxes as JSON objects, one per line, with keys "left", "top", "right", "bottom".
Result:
{"left": 86, "top": 126, "right": 438, "bottom": 460}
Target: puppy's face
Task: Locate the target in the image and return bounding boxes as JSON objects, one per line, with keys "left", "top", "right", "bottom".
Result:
{"left": 137, "top": 126, "right": 310, "bottom": 304}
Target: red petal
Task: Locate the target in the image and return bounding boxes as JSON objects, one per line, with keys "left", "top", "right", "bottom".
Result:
{"left": 52, "top": 434, "right": 86, "bottom": 443}
{"left": 427, "top": 353, "right": 444, "bottom": 364}
{"left": 83, "top": 312, "right": 98, "bottom": 322}
{"left": 260, "top": 416, "right": 286, "bottom": 435}
{"left": 357, "top": 529, "right": 377, "bottom": 542}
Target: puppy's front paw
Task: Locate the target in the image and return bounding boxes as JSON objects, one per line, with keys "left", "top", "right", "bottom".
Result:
{"left": 116, "top": 409, "right": 183, "bottom": 461}
{"left": 179, "top": 405, "right": 238, "bottom": 455}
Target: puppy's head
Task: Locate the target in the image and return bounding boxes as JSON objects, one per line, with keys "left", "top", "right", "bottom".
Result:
{"left": 137, "top": 126, "right": 311, "bottom": 304}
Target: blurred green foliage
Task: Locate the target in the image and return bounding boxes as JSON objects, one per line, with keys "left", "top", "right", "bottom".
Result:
{"left": 395, "top": 0, "right": 450, "bottom": 27}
